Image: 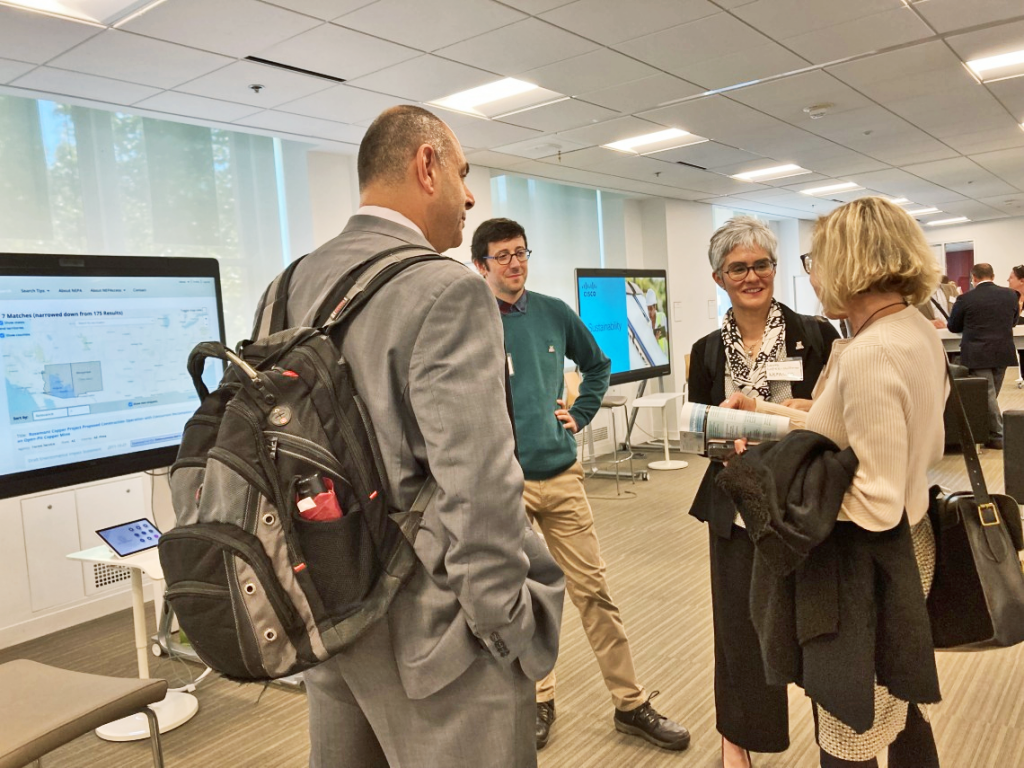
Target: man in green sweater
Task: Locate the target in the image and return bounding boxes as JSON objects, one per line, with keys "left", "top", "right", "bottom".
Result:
{"left": 472, "top": 218, "right": 690, "bottom": 753}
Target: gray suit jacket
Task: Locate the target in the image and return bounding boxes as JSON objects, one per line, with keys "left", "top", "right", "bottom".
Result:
{"left": 263, "top": 215, "right": 564, "bottom": 699}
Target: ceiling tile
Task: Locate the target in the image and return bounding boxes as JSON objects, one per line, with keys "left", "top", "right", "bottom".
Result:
{"left": 134, "top": 91, "right": 263, "bottom": 122}
{"left": 548, "top": 145, "right": 625, "bottom": 169}
{"left": 252, "top": 23, "right": 419, "bottom": 82}
{"left": 49, "top": 30, "right": 232, "bottom": 89}
{"left": 647, "top": 141, "right": 764, "bottom": 170}
{"left": 941, "top": 127, "right": 1024, "bottom": 156}
{"left": 0, "top": 5, "right": 103, "bottom": 65}
{"left": 521, "top": 49, "right": 659, "bottom": 96}
{"left": 580, "top": 74, "right": 703, "bottom": 114}
{"left": 928, "top": 199, "right": 1006, "bottom": 221}
{"left": 435, "top": 18, "right": 598, "bottom": 76}
{"left": 121, "top": 0, "right": 321, "bottom": 59}
{"left": 901, "top": 157, "right": 1021, "bottom": 198}
{"left": 728, "top": 70, "right": 873, "bottom": 123}
{"left": 437, "top": 111, "right": 541, "bottom": 149}
{"left": 844, "top": 168, "right": 970, "bottom": 205}
{"left": 497, "top": 98, "right": 616, "bottom": 132}
{"left": 347, "top": 56, "right": 497, "bottom": 101}
{"left": 0, "top": 59, "right": 36, "bottom": 85}
{"left": 539, "top": 0, "right": 718, "bottom": 45}
{"left": 988, "top": 76, "right": 1024, "bottom": 118}
{"left": 555, "top": 115, "right": 666, "bottom": 146}
{"left": 338, "top": 0, "right": 525, "bottom": 51}
{"left": 11, "top": 67, "right": 159, "bottom": 106}
{"left": 492, "top": 135, "right": 591, "bottom": 159}
{"left": 496, "top": 0, "right": 575, "bottom": 12}
{"left": 946, "top": 18, "right": 1024, "bottom": 65}
{"left": 234, "top": 110, "right": 366, "bottom": 143}
{"left": 971, "top": 147, "right": 1024, "bottom": 188}
{"left": 176, "top": 60, "right": 335, "bottom": 108}
{"left": 782, "top": 8, "right": 933, "bottom": 64}
{"left": 975, "top": 193, "right": 1024, "bottom": 216}
{"left": 277, "top": 83, "right": 401, "bottom": 122}
{"left": 464, "top": 148, "right": 534, "bottom": 166}
{"left": 615, "top": 13, "right": 808, "bottom": 89}
{"left": 260, "top": 0, "right": 376, "bottom": 20}
{"left": 913, "top": 0, "right": 1024, "bottom": 34}
{"left": 729, "top": 0, "right": 896, "bottom": 40}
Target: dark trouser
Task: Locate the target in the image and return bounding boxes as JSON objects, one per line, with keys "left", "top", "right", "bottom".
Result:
{"left": 967, "top": 367, "right": 1006, "bottom": 440}
{"left": 817, "top": 705, "right": 939, "bottom": 768}
{"left": 709, "top": 526, "right": 789, "bottom": 753}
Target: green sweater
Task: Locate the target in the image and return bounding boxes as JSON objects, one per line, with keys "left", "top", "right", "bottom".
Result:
{"left": 502, "top": 291, "right": 611, "bottom": 481}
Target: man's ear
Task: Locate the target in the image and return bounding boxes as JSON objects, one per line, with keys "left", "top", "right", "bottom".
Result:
{"left": 415, "top": 143, "right": 439, "bottom": 195}
{"left": 473, "top": 260, "right": 488, "bottom": 278}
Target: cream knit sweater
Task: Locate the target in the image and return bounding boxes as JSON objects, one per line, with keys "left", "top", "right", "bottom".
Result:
{"left": 757, "top": 307, "right": 948, "bottom": 530}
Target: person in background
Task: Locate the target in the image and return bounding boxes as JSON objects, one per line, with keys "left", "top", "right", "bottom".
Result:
{"left": 472, "top": 217, "right": 691, "bottom": 754}
{"left": 687, "top": 216, "right": 839, "bottom": 768}
{"left": 1007, "top": 265, "right": 1024, "bottom": 383}
{"left": 646, "top": 288, "right": 668, "bottom": 352}
{"left": 945, "top": 263, "right": 1019, "bottom": 449}
{"left": 724, "top": 197, "right": 947, "bottom": 767}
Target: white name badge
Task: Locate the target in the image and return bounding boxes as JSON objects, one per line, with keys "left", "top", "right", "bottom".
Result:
{"left": 766, "top": 359, "right": 804, "bottom": 381}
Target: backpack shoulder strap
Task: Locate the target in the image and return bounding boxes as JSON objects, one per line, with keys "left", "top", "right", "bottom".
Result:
{"left": 314, "top": 244, "right": 447, "bottom": 329}
{"left": 254, "top": 254, "right": 307, "bottom": 339}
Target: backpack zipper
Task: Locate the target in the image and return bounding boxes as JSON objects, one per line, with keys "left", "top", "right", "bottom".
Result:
{"left": 265, "top": 431, "right": 352, "bottom": 488}
{"left": 295, "top": 345, "right": 377, "bottom": 498}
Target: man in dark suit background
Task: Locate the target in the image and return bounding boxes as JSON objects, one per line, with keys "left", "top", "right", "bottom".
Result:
{"left": 947, "top": 262, "right": 1020, "bottom": 449}
{"left": 260, "top": 105, "right": 565, "bottom": 768}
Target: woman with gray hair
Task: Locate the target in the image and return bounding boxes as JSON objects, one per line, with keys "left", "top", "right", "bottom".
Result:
{"left": 687, "top": 215, "right": 840, "bottom": 767}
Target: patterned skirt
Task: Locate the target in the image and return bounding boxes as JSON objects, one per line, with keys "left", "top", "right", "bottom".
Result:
{"left": 815, "top": 517, "right": 937, "bottom": 761}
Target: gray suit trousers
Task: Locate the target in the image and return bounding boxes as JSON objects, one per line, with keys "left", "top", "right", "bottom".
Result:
{"left": 305, "top": 616, "right": 536, "bottom": 768}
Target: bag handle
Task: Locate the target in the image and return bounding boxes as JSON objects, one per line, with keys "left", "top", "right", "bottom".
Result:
{"left": 944, "top": 362, "right": 1007, "bottom": 556}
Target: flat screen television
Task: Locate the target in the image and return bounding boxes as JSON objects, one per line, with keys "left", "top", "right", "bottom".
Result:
{"left": 575, "top": 268, "right": 670, "bottom": 386}
{"left": 0, "top": 253, "right": 225, "bottom": 499}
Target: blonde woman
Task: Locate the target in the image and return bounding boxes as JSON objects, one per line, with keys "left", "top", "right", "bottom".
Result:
{"left": 724, "top": 197, "right": 946, "bottom": 767}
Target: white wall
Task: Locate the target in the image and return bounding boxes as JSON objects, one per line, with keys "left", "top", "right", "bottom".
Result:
{"left": 922, "top": 217, "right": 1024, "bottom": 283}
{"left": 307, "top": 151, "right": 358, "bottom": 250}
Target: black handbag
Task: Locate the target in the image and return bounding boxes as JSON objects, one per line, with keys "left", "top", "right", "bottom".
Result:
{"left": 926, "top": 363, "right": 1024, "bottom": 650}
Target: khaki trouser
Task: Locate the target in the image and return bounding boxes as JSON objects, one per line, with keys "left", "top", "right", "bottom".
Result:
{"left": 523, "top": 461, "right": 646, "bottom": 711}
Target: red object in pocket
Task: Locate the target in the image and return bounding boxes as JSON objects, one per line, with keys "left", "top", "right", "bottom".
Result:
{"left": 297, "top": 477, "right": 343, "bottom": 521}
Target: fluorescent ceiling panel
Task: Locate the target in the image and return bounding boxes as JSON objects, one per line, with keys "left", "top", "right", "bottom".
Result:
{"left": 731, "top": 164, "right": 810, "bottom": 182}
{"left": 906, "top": 207, "right": 940, "bottom": 215}
{"left": 0, "top": 0, "right": 156, "bottom": 24}
{"left": 926, "top": 217, "right": 970, "bottom": 226}
{"left": 966, "top": 49, "right": 1024, "bottom": 83}
{"left": 429, "top": 77, "right": 565, "bottom": 118}
{"left": 799, "top": 182, "right": 862, "bottom": 196}
{"left": 603, "top": 128, "right": 707, "bottom": 154}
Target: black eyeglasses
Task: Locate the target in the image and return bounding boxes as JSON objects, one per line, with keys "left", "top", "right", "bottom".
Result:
{"left": 800, "top": 253, "right": 813, "bottom": 274}
{"left": 484, "top": 248, "right": 532, "bottom": 266}
{"left": 722, "top": 258, "right": 776, "bottom": 281}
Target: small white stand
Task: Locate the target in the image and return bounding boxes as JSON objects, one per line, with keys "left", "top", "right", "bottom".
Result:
{"left": 632, "top": 392, "right": 688, "bottom": 471}
{"left": 67, "top": 546, "right": 199, "bottom": 741}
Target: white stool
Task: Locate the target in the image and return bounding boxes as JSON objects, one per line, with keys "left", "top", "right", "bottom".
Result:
{"left": 632, "top": 392, "right": 687, "bottom": 471}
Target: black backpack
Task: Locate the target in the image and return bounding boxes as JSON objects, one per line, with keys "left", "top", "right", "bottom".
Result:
{"left": 158, "top": 245, "right": 442, "bottom": 681}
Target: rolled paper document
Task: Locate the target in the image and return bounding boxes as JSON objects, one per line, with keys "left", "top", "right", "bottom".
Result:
{"left": 680, "top": 401, "right": 791, "bottom": 445}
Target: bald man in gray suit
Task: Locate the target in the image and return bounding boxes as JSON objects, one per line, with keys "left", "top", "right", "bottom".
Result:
{"left": 258, "top": 106, "right": 564, "bottom": 768}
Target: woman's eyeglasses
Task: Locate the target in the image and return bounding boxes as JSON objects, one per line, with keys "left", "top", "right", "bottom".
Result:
{"left": 800, "top": 253, "right": 813, "bottom": 275}
{"left": 722, "top": 259, "right": 776, "bottom": 281}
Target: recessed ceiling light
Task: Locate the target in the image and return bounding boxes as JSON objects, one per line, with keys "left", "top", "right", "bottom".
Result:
{"left": 429, "top": 78, "right": 564, "bottom": 119}
{"left": 906, "top": 207, "right": 940, "bottom": 215}
{"left": 965, "top": 49, "right": 1024, "bottom": 83}
{"left": 603, "top": 128, "right": 707, "bottom": 155}
{"left": 926, "top": 217, "right": 970, "bottom": 226}
{"left": 887, "top": 197, "right": 910, "bottom": 205}
{"left": 0, "top": 0, "right": 161, "bottom": 25}
{"left": 799, "top": 182, "right": 862, "bottom": 196}
{"left": 730, "top": 164, "right": 811, "bottom": 182}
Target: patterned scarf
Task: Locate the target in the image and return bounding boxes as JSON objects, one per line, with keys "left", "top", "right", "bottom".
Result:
{"left": 721, "top": 299, "right": 786, "bottom": 400}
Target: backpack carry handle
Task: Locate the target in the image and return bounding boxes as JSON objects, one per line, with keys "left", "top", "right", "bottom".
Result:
{"left": 188, "top": 341, "right": 262, "bottom": 401}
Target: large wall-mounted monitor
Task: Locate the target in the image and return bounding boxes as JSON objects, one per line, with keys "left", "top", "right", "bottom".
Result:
{"left": 575, "top": 268, "right": 670, "bottom": 386}
{"left": 0, "top": 253, "right": 225, "bottom": 499}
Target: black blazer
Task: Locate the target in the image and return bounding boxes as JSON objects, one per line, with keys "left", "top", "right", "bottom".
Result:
{"left": 947, "top": 281, "right": 1019, "bottom": 369}
{"left": 687, "top": 303, "right": 840, "bottom": 538}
